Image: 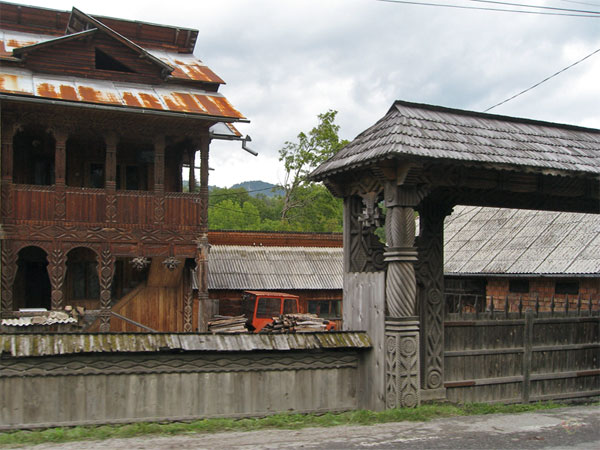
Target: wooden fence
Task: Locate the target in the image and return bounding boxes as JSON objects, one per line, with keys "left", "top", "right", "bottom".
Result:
{"left": 444, "top": 296, "right": 599, "bottom": 404}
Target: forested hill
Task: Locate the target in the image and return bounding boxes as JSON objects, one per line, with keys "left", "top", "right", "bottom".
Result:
{"left": 230, "top": 180, "right": 283, "bottom": 198}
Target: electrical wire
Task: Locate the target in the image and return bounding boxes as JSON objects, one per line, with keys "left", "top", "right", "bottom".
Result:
{"left": 377, "top": 0, "right": 600, "bottom": 17}
{"left": 558, "top": 0, "right": 600, "bottom": 7}
{"left": 484, "top": 46, "right": 600, "bottom": 112}
{"left": 470, "top": 0, "right": 600, "bottom": 14}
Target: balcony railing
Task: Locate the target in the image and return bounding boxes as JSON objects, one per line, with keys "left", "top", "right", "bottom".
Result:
{"left": 7, "top": 184, "right": 205, "bottom": 228}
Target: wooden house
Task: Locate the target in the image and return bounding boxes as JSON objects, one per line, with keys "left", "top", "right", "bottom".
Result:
{"left": 0, "top": 3, "right": 245, "bottom": 332}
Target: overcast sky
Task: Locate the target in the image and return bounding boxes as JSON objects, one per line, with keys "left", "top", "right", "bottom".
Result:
{"left": 17, "top": 0, "right": 600, "bottom": 187}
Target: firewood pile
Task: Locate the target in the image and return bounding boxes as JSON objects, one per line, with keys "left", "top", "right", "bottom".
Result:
{"left": 259, "top": 313, "right": 330, "bottom": 333}
{"left": 208, "top": 315, "right": 248, "bottom": 333}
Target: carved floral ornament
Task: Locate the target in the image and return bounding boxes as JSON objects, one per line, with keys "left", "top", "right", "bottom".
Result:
{"left": 162, "top": 256, "right": 181, "bottom": 271}
{"left": 130, "top": 256, "right": 151, "bottom": 271}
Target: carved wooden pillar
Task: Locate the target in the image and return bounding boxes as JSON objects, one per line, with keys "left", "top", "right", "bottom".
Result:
{"left": 1, "top": 122, "right": 18, "bottom": 221}
{"left": 188, "top": 147, "right": 196, "bottom": 193}
{"left": 1, "top": 242, "right": 18, "bottom": 317}
{"left": 47, "top": 246, "right": 67, "bottom": 311}
{"left": 383, "top": 182, "right": 421, "bottom": 409}
{"left": 199, "top": 135, "right": 209, "bottom": 231}
{"left": 183, "top": 263, "right": 193, "bottom": 332}
{"left": 153, "top": 135, "right": 165, "bottom": 225}
{"left": 416, "top": 198, "right": 453, "bottom": 398}
{"left": 384, "top": 183, "right": 419, "bottom": 317}
{"left": 97, "top": 246, "right": 115, "bottom": 332}
{"left": 195, "top": 232, "right": 210, "bottom": 332}
{"left": 105, "top": 133, "right": 117, "bottom": 223}
{"left": 53, "top": 129, "right": 68, "bottom": 221}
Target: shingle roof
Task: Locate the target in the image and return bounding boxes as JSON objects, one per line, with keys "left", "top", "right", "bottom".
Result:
{"left": 312, "top": 100, "right": 600, "bottom": 179}
{"left": 444, "top": 206, "right": 600, "bottom": 276}
{"left": 208, "top": 246, "right": 343, "bottom": 290}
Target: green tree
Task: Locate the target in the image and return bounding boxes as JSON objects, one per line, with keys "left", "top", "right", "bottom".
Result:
{"left": 278, "top": 110, "right": 348, "bottom": 220}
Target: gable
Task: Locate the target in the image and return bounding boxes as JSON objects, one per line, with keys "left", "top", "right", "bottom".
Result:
{"left": 18, "top": 30, "right": 166, "bottom": 83}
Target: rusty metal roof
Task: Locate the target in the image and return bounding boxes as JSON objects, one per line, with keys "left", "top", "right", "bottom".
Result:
{"left": 208, "top": 246, "right": 343, "bottom": 290}
{"left": 0, "top": 66, "right": 244, "bottom": 119}
{"left": 312, "top": 100, "right": 600, "bottom": 179}
{"left": 0, "top": 332, "right": 371, "bottom": 357}
{"left": 0, "top": 17, "right": 242, "bottom": 120}
{"left": 444, "top": 206, "right": 600, "bottom": 276}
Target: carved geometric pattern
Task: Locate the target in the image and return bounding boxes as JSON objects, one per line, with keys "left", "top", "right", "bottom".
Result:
{"left": 106, "top": 193, "right": 117, "bottom": 222}
{"left": 98, "top": 248, "right": 115, "bottom": 332}
{"left": 1, "top": 184, "right": 13, "bottom": 218}
{"left": 1, "top": 243, "right": 18, "bottom": 316}
{"left": 416, "top": 199, "right": 453, "bottom": 390}
{"left": 0, "top": 353, "right": 359, "bottom": 378}
{"left": 54, "top": 188, "right": 66, "bottom": 220}
{"left": 47, "top": 248, "right": 67, "bottom": 310}
{"left": 386, "top": 262, "right": 417, "bottom": 317}
{"left": 384, "top": 204, "right": 418, "bottom": 318}
{"left": 154, "top": 195, "right": 165, "bottom": 224}
{"left": 347, "top": 196, "right": 386, "bottom": 273}
{"left": 183, "top": 268, "right": 193, "bottom": 332}
{"left": 385, "top": 320, "right": 420, "bottom": 408}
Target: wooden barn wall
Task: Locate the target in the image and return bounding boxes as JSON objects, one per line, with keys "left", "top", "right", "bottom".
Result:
{"left": 0, "top": 349, "right": 360, "bottom": 429}
{"left": 444, "top": 312, "right": 599, "bottom": 404}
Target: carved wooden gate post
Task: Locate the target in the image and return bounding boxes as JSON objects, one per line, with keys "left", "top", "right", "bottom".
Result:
{"left": 416, "top": 198, "right": 453, "bottom": 401}
{"left": 383, "top": 182, "right": 421, "bottom": 408}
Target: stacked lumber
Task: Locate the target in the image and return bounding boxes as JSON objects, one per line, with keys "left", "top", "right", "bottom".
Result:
{"left": 259, "top": 313, "right": 330, "bottom": 333}
{"left": 208, "top": 315, "right": 248, "bottom": 333}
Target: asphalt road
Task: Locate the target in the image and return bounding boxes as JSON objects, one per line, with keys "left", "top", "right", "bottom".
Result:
{"left": 14, "top": 404, "right": 600, "bottom": 450}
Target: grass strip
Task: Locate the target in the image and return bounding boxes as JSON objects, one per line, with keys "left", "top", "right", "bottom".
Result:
{"left": 0, "top": 401, "right": 565, "bottom": 447}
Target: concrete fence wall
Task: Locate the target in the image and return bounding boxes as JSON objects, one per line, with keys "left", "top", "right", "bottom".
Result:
{"left": 0, "top": 332, "right": 370, "bottom": 430}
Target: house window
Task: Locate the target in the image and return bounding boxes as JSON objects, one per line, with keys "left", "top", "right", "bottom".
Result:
{"left": 509, "top": 279, "right": 529, "bottom": 294}
{"left": 555, "top": 281, "right": 579, "bottom": 295}
{"left": 95, "top": 48, "right": 134, "bottom": 73}
{"left": 308, "top": 299, "right": 341, "bottom": 319}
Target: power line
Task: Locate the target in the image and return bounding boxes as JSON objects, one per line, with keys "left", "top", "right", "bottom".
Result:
{"left": 377, "top": 0, "right": 600, "bottom": 17}
{"left": 558, "top": 0, "right": 600, "bottom": 7}
{"left": 209, "top": 185, "right": 281, "bottom": 198}
{"left": 470, "top": 0, "right": 600, "bottom": 14}
{"left": 484, "top": 46, "right": 600, "bottom": 112}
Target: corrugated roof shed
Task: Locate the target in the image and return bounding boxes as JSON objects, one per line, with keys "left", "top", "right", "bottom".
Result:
{"left": 312, "top": 100, "right": 600, "bottom": 179}
{"left": 208, "top": 246, "right": 343, "bottom": 290}
{"left": 444, "top": 206, "right": 600, "bottom": 276}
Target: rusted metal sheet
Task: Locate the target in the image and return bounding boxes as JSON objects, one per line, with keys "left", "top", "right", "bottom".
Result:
{"left": 0, "top": 67, "right": 244, "bottom": 119}
{"left": 311, "top": 100, "right": 600, "bottom": 179}
{"left": 0, "top": 332, "right": 371, "bottom": 357}
{"left": 1, "top": 30, "right": 226, "bottom": 84}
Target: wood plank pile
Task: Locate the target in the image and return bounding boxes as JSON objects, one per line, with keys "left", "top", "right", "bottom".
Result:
{"left": 208, "top": 315, "right": 248, "bottom": 333}
{"left": 259, "top": 314, "right": 330, "bottom": 333}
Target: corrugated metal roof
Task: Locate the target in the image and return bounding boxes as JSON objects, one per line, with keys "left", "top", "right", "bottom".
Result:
{"left": 208, "top": 246, "right": 343, "bottom": 290}
{"left": 312, "top": 100, "right": 600, "bottom": 179}
{"left": 0, "top": 66, "right": 243, "bottom": 119}
{"left": 0, "top": 332, "right": 371, "bottom": 357}
{"left": 444, "top": 206, "right": 600, "bottom": 275}
{"left": 0, "top": 29, "right": 224, "bottom": 84}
